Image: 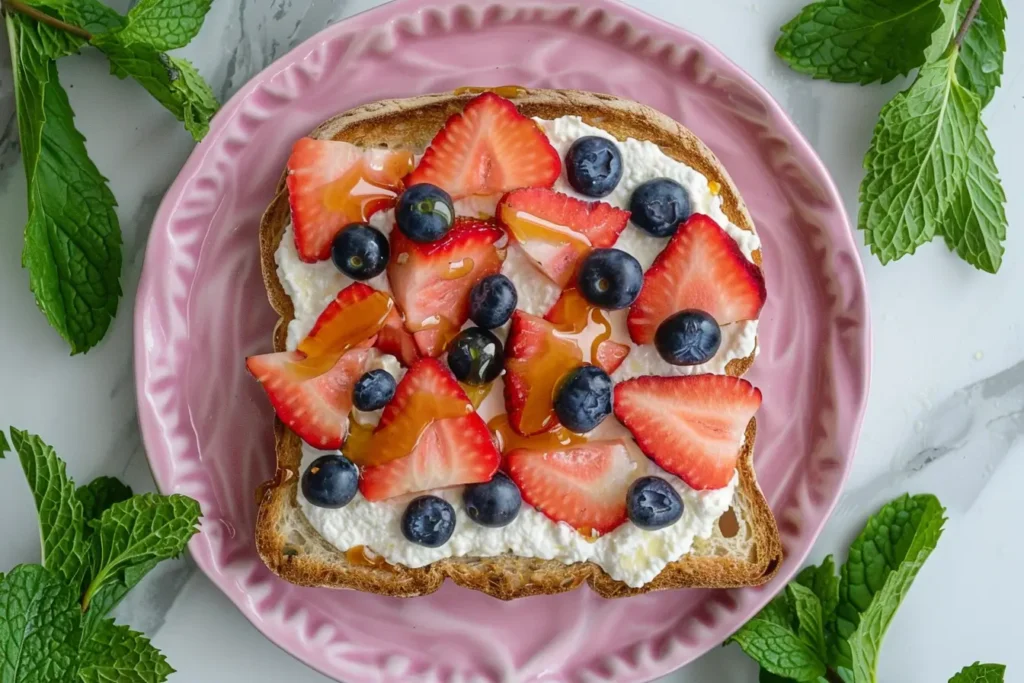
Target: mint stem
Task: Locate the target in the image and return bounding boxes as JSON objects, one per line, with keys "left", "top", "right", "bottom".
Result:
{"left": 2, "top": 0, "right": 91, "bottom": 40}
{"left": 825, "top": 670, "right": 845, "bottom": 683}
{"left": 953, "top": 0, "right": 983, "bottom": 48}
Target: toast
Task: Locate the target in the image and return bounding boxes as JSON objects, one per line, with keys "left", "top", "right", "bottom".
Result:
{"left": 253, "top": 88, "right": 782, "bottom": 599}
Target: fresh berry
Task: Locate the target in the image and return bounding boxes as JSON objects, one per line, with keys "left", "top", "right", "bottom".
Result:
{"left": 401, "top": 495, "right": 456, "bottom": 547}
{"left": 613, "top": 374, "right": 762, "bottom": 490}
{"left": 654, "top": 310, "right": 722, "bottom": 366}
{"left": 554, "top": 365, "right": 613, "bottom": 433}
{"left": 375, "top": 305, "right": 422, "bottom": 367}
{"left": 469, "top": 274, "right": 518, "bottom": 329}
{"left": 245, "top": 349, "right": 371, "bottom": 450}
{"left": 359, "top": 359, "right": 500, "bottom": 500}
{"left": 388, "top": 217, "right": 506, "bottom": 357}
{"left": 629, "top": 178, "right": 692, "bottom": 237}
{"left": 446, "top": 327, "right": 504, "bottom": 386}
{"left": 506, "top": 440, "right": 637, "bottom": 536}
{"left": 627, "top": 476, "right": 683, "bottom": 530}
{"left": 627, "top": 214, "right": 766, "bottom": 344}
{"left": 463, "top": 472, "right": 522, "bottom": 528}
{"left": 594, "top": 340, "right": 630, "bottom": 375}
{"left": 298, "top": 283, "right": 391, "bottom": 373}
{"left": 330, "top": 223, "right": 389, "bottom": 280}
{"left": 577, "top": 248, "right": 643, "bottom": 310}
{"left": 504, "top": 311, "right": 583, "bottom": 436}
{"left": 352, "top": 369, "right": 396, "bottom": 411}
{"left": 396, "top": 183, "right": 455, "bottom": 243}
{"left": 301, "top": 454, "right": 359, "bottom": 509}
{"left": 498, "top": 188, "right": 629, "bottom": 287}
{"left": 566, "top": 136, "right": 623, "bottom": 198}
{"left": 406, "top": 92, "right": 560, "bottom": 199}
{"left": 287, "top": 138, "right": 412, "bottom": 262}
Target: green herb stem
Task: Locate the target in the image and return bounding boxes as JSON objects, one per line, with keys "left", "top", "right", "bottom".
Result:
{"left": 2, "top": 0, "right": 92, "bottom": 40}
{"left": 953, "top": 0, "right": 983, "bottom": 48}
{"left": 825, "top": 669, "right": 846, "bottom": 683}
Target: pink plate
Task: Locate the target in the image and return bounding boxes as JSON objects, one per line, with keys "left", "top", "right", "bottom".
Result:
{"left": 135, "top": 0, "right": 870, "bottom": 680}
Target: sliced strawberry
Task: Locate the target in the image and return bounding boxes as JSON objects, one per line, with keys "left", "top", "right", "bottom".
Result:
{"left": 505, "top": 440, "right": 638, "bottom": 536}
{"left": 627, "top": 214, "right": 766, "bottom": 344}
{"left": 287, "top": 138, "right": 413, "bottom": 262}
{"left": 498, "top": 188, "right": 629, "bottom": 287}
{"left": 613, "top": 374, "right": 762, "bottom": 490}
{"left": 387, "top": 217, "right": 506, "bottom": 357}
{"left": 594, "top": 340, "right": 630, "bottom": 375}
{"left": 297, "top": 283, "right": 391, "bottom": 375}
{"left": 245, "top": 348, "right": 372, "bottom": 450}
{"left": 375, "top": 306, "right": 422, "bottom": 367}
{"left": 358, "top": 359, "right": 500, "bottom": 501}
{"left": 406, "top": 92, "right": 561, "bottom": 200}
{"left": 503, "top": 311, "right": 583, "bottom": 436}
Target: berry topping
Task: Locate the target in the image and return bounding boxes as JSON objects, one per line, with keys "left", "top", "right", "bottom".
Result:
{"left": 505, "top": 440, "right": 638, "bottom": 536}
{"left": 627, "top": 476, "right": 684, "bottom": 530}
{"left": 297, "top": 283, "right": 392, "bottom": 376}
{"left": 566, "top": 136, "right": 623, "bottom": 198}
{"left": 498, "top": 188, "right": 629, "bottom": 288}
{"left": 287, "top": 138, "right": 413, "bottom": 262}
{"left": 446, "top": 327, "right": 504, "bottom": 386}
{"left": 629, "top": 178, "right": 692, "bottom": 237}
{"left": 654, "top": 310, "right": 722, "bottom": 366}
{"left": 463, "top": 471, "right": 522, "bottom": 528}
{"left": 613, "top": 374, "right": 762, "bottom": 490}
{"left": 627, "top": 214, "right": 766, "bottom": 344}
{"left": 388, "top": 217, "right": 506, "bottom": 357}
{"left": 352, "top": 369, "right": 397, "bottom": 411}
{"left": 469, "top": 274, "right": 518, "bottom": 329}
{"left": 594, "top": 339, "right": 630, "bottom": 375}
{"left": 504, "top": 311, "right": 583, "bottom": 436}
{"left": 577, "top": 248, "right": 643, "bottom": 310}
{"left": 396, "top": 183, "right": 455, "bottom": 243}
{"left": 375, "top": 305, "right": 422, "bottom": 367}
{"left": 301, "top": 454, "right": 359, "bottom": 509}
{"left": 554, "top": 365, "right": 613, "bottom": 433}
{"left": 407, "top": 92, "right": 560, "bottom": 199}
{"left": 401, "top": 495, "right": 456, "bottom": 547}
{"left": 331, "top": 223, "right": 389, "bottom": 281}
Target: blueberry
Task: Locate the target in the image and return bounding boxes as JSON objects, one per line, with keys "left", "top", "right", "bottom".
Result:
{"left": 353, "top": 369, "right": 396, "bottom": 411}
{"left": 401, "top": 495, "right": 456, "bottom": 547}
{"left": 566, "top": 136, "right": 623, "bottom": 198}
{"left": 447, "top": 327, "right": 504, "bottom": 386}
{"left": 396, "top": 183, "right": 455, "bottom": 243}
{"left": 629, "top": 178, "right": 692, "bottom": 237}
{"left": 554, "top": 365, "right": 613, "bottom": 433}
{"left": 469, "top": 274, "right": 518, "bottom": 329}
{"left": 301, "top": 454, "right": 359, "bottom": 509}
{"left": 654, "top": 310, "right": 722, "bottom": 366}
{"left": 463, "top": 472, "right": 522, "bottom": 528}
{"left": 331, "top": 223, "right": 389, "bottom": 280}
{"left": 577, "top": 248, "right": 643, "bottom": 310}
{"left": 627, "top": 476, "right": 684, "bottom": 530}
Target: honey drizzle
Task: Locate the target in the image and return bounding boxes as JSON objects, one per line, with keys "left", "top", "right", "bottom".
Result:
{"left": 344, "top": 393, "right": 472, "bottom": 466}
{"left": 293, "top": 293, "right": 393, "bottom": 377}
{"left": 460, "top": 382, "right": 493, "bottom": 410}
{"left": 487, "top": 414, "right": 587, "bottom": 454}
{"left": 321, "top": 152, "right": 414, "bottom": 222}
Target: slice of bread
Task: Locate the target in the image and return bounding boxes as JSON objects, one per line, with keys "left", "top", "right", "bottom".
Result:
{"left": 254, "top": 89, "right": 782, "bottom": 599}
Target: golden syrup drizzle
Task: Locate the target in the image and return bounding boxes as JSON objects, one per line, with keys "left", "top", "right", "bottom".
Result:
{"left": 589, "top": 317, "right": 613, "bottom": 364}
{"left": 460, "top": 382, "right": 493, "bottom": 410}
{"left": 453, "top": 85, "right": 527, "bottom": 98}
{"left": 321, "top": 152, "right": 415, "bottom": 221}
{"left": 342, "top": 419, "right": 375, "bottom": 462}
{"left": 293, "top": 293, "right": 393, "bottom": 377}
{"left": 546, "top": 289, "right": 615, "bottom": 364}
{"left": 345, "top": 545, "right": 394, "bottom": 569}
{"left": 708, "top": 180, "right": 722, "bottom": 196}
{"left": 344, "top": 393, "right": 472, "bottom": 466}
{"left": 499, "top": 204, "right": 592, "bottom": 259}
{"left": 443, "top": 257, "right": 476, "bottom": 280}
{"left": 487, "top": 414, "right": 587, "bottom": 454}
{"left": 506, "top": 320, "right": 583, "bottom": 435}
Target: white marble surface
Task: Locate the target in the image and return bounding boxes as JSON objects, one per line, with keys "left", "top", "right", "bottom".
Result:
{"left": 0, "top": 0, "right": 1021, "bottom": 681}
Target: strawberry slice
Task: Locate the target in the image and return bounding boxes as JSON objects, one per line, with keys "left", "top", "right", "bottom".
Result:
{"left": 505, "top": 440, "right": 638, "bottom": 536}
{"left": 296, "top": 283, "right": 391, "bottom": 376}
{"left": 246, "top": 348, "right": 372, "bottom": 450}
{"left": 594, "top": 340, "right": 630, "bottom": 375}
{"left": 358, "top": 359, "right": 500, "bottom": 501}
{"left": 406, "top": 92, "right": 561, "bottom": 200}
{"left": 613, "top": 374, "right": 762, "bottom": 490}
{"left": 627, "top": 214, "right": 766, "bottom": 344}
{"left": 375, "top": 306, "right": 422, "bottom": 367}
{"left": 498, "top": 188, "right": 629, "bottom": 287}
{"left": 387, "top": 217, "right": 506, "bottom": 357}
{"left": 503, "top": 311, "right": 583, "bottom": 436}
{"left": 287, "top": 138, "right": 413, "bottom": 262}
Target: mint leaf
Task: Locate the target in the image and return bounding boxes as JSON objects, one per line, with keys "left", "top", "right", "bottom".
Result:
{"left": 926, "top": 0, "right": 962, "bottom": 62}
{"left": 787, "top": 583, "right": 827, "bottom": 661}
{"left": 9, "top": 3, "right": 84, "bottom": 58}
{"left": 949, "top": 662, "right": 1006, "bottom": 682}
{"left": 166, "top": 56, "right": 219, "bottom": 139}
{"left": 728, "top": 619, "right": 826, "bottom": 680}
{"left": 832, "top": 494, "right": 946, "bottom": 681}
{"left": 0, "top": 565, "right": 82, "bottom": 682}
{"left": 0, "top": 430, "right": 10, "bottom": 457}
{"left": 77, "top": 476, "right": 134, "bottom": 524}
{"left": 9, "top": 428, "right": 87, "bottom": 586}
{"left": 22, "top": 0, "right": 124, "bottom": 36}
{"left": 122, "top": 0, "right": 212, "bottom": 50}
{"left": 78, "top": 618, "right": 174, "bottom": 683}
{"left": 796, "top": 555, "right": 839, "bottom": 619}
{"left": 775, "top": 0, "right": 948, "bottom": 84}
{"left": 859, "top": 50, "right": 980, "bottom": 264}
{"left": 956, "top": 0, "right": 1007, "bottom": 107}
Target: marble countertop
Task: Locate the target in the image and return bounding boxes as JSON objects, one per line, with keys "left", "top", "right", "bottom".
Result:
{"left": 1, "top": 0, "right": 1021, "bottom": 681}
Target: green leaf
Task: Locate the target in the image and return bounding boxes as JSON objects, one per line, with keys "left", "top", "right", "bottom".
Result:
{"left": 796, "top": 555, "right": 839, "bottom": 619}
{"left": 728, "top": 619, "right": 826, "bottom": 680}
{"left": 758, "top": 590, "right": 795, "bottom": 629}
{"left": 122, "top": 0, "right": 213, "bottom": 50}
{"left": 859, "top": 50, "right": 980, "bottom": 264}
{"left": 0, "top": 565, "right": 82, "bottom": 682}
{"left": 8, "top": 428, "right": 87, "bottom": 586}
{"left": 78, "top": 618, "right": 174, "bottom": 683}
{"left": 9, "top": 3, "right": 84, "bottom": 58}
{"left": 956, "top": 0, "right": 1007, "bottom": 107}
{"left": 787, "top": 583, "right": 827, "bottom": 661}
{"left": 832, "top": 494, "right": 946, "bottom": 681}
{"left": 949, "top": 662, "right": 1006, "bottom": 682}
{"left": 760, "top": 669, "right": 797, "bottom": 683}
{"left": 77, "top": 476, "right": 134, "bottom": 524}
{"left": 22, "top": 0, "right": 125, "bottom": 36}
{"left": 166, "top": 56, "right": 219, "bottom": 140}
{"left": 0, "top": 430, "right": 10, "bottom": 457}
{"left": 775, "top": 0, "right": 949, "bottom": 84}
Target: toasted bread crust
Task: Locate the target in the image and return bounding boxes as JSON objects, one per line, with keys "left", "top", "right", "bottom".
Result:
{"left": 254, "top": 89, "right": 780, "bottom": 598}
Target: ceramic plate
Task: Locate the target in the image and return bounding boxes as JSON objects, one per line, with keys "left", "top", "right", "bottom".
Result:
{"left": 135, "top": 0, "right": 870, "bottom": 680}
